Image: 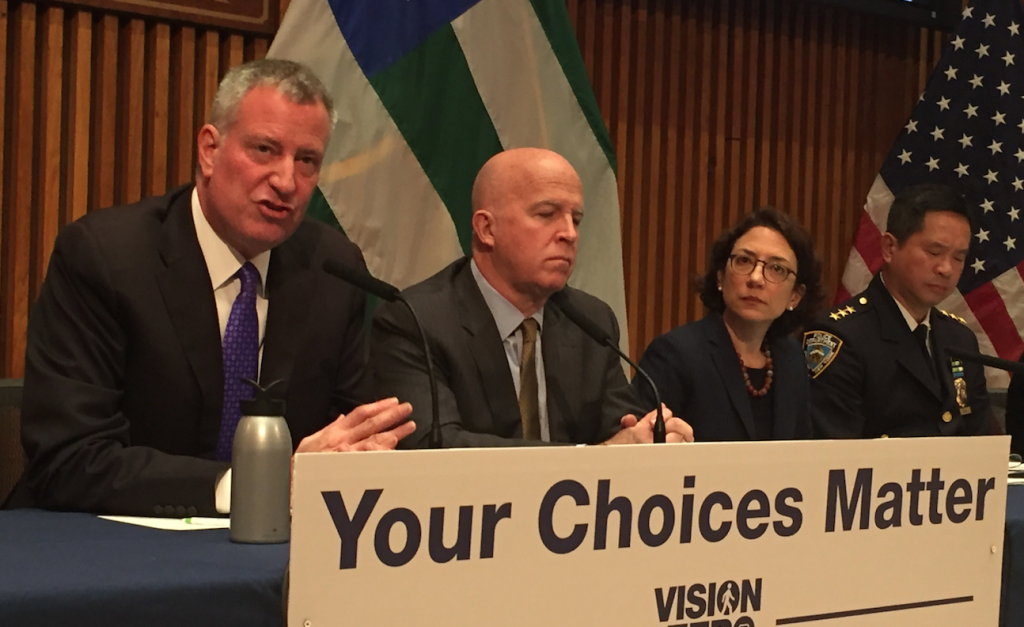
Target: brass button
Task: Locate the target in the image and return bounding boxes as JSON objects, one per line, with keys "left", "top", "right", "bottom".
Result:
{"left": 942, "top": 411, "right": 952, "bottom": 423}
{"left": 859, "top": 297, "right": 868, "bottom": 305}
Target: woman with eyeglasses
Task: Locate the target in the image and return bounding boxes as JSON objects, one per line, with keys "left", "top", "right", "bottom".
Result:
{"left": 632, "top": 207, "right": 825, "bottom": 441}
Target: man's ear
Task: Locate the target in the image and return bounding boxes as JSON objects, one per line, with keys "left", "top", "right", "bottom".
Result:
{"left": 472, "top": 210, "right": 497, "bottom": 249}
{"left": 880, "top": 232, "right": 898, "bottom": 264}
{"left": 196, "top": 124, "right": 221, "bottom": 178}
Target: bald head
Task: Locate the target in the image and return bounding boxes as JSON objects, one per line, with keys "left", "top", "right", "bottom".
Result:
{"left": 471, "top": 148, "right": 580, "bottom": 218}
{"left": 469, "top": 148, "right": 583, "bottom": 315}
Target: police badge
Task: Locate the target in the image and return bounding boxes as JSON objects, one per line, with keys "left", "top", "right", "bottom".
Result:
{"left": 803, "top": 331, "right": 843, "bottom": 378}
{"left": 950, "top": 358, "right": 971, "bottom": 415}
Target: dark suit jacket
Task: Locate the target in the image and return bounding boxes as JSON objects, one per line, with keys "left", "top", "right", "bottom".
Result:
{"left": 1005, "top": 355, "right": 1024, "bottom": 455}
{"left": 632, "top": 313, "right": 812, "bottom": 441}
{"left": 370, "top": 258, "right": 641, "bottom": 448}
{"left": 8, "top": 184, "right": 373, "bottom": 516}
{"left": 806, "top": 273, "right": 992, "bottom": 438}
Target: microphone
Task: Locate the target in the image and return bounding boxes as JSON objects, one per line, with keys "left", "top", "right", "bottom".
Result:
{"left": 547, "top": 290, "right": 666, "bottom": 444}
{"left": 322, "top": 258, "right": 400, "bottom": 302}
{"left": 321, "top": 259, "right": 442, "bottom": 449}
{"left": 944, "top": 347, "right": 1024, "bottom": 375}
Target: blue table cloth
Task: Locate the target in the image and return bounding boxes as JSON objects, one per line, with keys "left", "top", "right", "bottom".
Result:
{"left": 0, "top": 510, "right": 289, "bottom": 627}
{"left": 1004, "top": 485, "right": 1024, "bottom": 626}
{"left": 4, "top": 491, "right": 1024, "bottom": 626}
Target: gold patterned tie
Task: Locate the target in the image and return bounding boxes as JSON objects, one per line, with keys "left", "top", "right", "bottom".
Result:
{"left": 518, "top": 318, "right": 540, "bottom": 440}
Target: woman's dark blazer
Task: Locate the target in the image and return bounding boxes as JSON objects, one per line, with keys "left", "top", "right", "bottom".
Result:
{"left": 632, "top": 313, "right": 812, "bottom": 441}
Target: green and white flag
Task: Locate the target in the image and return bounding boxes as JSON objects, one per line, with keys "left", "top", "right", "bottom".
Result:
{"left": 269, "top": 0, "right": 628, "bottom": 346}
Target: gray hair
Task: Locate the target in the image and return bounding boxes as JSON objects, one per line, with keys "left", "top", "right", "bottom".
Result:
{"left": 209, "top": 58, "right": 337, "bottom": 133}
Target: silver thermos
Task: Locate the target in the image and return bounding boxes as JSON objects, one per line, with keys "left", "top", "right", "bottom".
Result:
{"left": 230, "top": 380, "right": 291, "bottom": 544}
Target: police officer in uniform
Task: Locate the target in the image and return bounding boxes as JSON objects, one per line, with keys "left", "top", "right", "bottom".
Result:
{"left": 804, "top": 183, "right": 992, "bottom": 438}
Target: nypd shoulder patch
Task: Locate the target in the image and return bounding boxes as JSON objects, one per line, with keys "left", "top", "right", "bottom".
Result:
{"left": 803, "top": 330, "right": 843, "bottom": 379}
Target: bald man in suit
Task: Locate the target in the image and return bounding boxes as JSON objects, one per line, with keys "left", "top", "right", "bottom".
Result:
{"left": 372, "top": 148, "right": 693, "bottom": 448}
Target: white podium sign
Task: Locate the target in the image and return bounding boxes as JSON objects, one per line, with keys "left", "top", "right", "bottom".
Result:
{"left": 289, "top": 436, "right": 1009, "bottom": 627}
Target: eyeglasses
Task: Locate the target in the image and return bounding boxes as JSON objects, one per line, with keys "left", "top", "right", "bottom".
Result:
{"left": 728, "top": 253, "right": 797, "bottom": 284}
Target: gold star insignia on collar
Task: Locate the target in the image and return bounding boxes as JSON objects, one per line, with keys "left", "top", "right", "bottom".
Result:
{"left": 940, "top": 309, "right": 968, "bottom": 325}
{"left": 829, "top": 305, "right": 856, "bottom": 320}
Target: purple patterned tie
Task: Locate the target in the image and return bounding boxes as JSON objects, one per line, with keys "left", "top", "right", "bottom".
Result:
{"left": 215, "top": 262, "right": 260, "bottom": 461}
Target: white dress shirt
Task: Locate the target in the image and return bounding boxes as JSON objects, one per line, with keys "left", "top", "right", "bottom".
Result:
{"left": 191, "top": 189, "right": 271, "bottom": 514}
{"left": 881, "top": 272, "right": 932, "bottom": 354}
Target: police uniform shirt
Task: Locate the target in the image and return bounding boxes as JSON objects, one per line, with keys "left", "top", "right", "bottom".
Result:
{"left": 802, "top": 272, "right": 991, "bottom": 439}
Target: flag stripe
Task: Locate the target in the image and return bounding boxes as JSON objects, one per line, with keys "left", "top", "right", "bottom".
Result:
{"left": 939, "top": 288, "right": 1009, "bottom": 389}
{"left": 837, "top": 247, "right": 872, "bottom": 304}
{"left": 270, "top": 0, "right": 464, "bottom": 288}
{"left": 305, "top": 187, "right": 344, "bottom": 232}
{"left": 962, "top": 280, "right": 1023, "bottom": 360}
{"left": 864, "top": 174, "right": 895, "bottom": 234}
{"left": 327, "top": 0, "right": 478, "bottom": 77}
{"left": 367, "top": 25, "right": 502, "bottom": 254}
{"left": 527, "top": 0, "right": 617, "bottom": 172}
{"left": 852, "top": 212, "right": 884, "bottom": 273}
{"left": 451, "top": 0, "right": 629, "bottom": 346}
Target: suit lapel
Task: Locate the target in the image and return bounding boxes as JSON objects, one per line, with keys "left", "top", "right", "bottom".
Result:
{"left": 155, "top": 186, "right": 223, "bottom": 416}
{"left": 259, "top": 229, "right": 316, "bottom": 399}
{"left": 454, "top": 262, "right": 522, "bottom": 438}
{"left": 704, "top": 315, "right": 757, "bottom": 440}
{"left": 543, "top": 304, "right": 581, "bottom": 440}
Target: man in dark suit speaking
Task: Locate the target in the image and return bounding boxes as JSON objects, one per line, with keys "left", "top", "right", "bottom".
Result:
{"left": 371, "top": 148, "right": 693, "bottom": 448}
{"left": 8, "top": 60, "right": 414, "bottom": 517}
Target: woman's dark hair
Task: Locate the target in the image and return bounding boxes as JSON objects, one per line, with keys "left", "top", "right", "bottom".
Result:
{"left": 697, "top": 206, "right": 825, "bottom": 339}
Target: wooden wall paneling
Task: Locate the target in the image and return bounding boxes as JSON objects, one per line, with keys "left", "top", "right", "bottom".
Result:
{"left": 692, "top": 2, "right": 713, "bottom": 325}
{"left": 799, "top": 4, "right": 820, "bottom": 239}
{"left": 725, "top": 1, "right": 743, "bottom": 231}
{"left": 168, "top": 26, "right": 196, "bottom": 188}
{"left": 787, "top": 3, "right": 806, "bottom": 221}
{"left": 117, "top": 18, "right": 146, "bottom": 205}
{"left": 195, "top": 30, "right": 221, "bottom": 138}
{"left": 676, "top": 2, "right": 698, "bottom": 325}
{"left": 755, "top": 1, "right": 773, "bottom": 209}
{"left": 812, "top": 7, "right": 832, "bottom": 270}
{"left": 3, "top": 1, "right": 36, "bottom": 376}
{"left": 90, "top": 14, "right": 118, "bottom": 210}
{"left": 245, "top": 35, "right": 269, "bottom": 61}
{"left": 616, "top": 0, "right": 638, "bottom": 356}
{"left": 642, "top": 0, "right": 665, "bottom": 345}
{"left": 33, "top": 5, "right": 64, "bottom": 301}
{"left": 825, "top": 7, "right": 846, "bottom": 290}
{"left": 221, "top": 33, "right": 244, "bottom": 75}
{"left": 143, "top": 22, "right": 171, "bottom": 197}
{"left": 770, "top": 3, "right": 787, "bottom": 209}
{"left": 596, "top": 0, "right": 615, "bottom": 162}
{"left": 838, "top": 13, "right": 861, "bottom": 295}
{"left": 710, "top": 0, "right": 728, "bottom": 240}
{"left": 0, "top": 0, "right": 8, "bottom": 298}
{"left": 660, "top": 1, "right": 682, "bottom": 331}
{"left": 64, "top": 11, "right": 92, "bottom": 223}
{"left": 739, "top": 1, "right": 758, "bottom": 222}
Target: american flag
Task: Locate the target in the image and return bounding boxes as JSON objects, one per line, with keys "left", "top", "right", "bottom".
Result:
{"left": 839, "top": 0, "right": 1024, "bottom": 388}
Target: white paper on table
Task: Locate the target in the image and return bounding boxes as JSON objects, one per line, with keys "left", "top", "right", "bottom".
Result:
{"left": 97, "top": 515, "right": 230, "bottom": 531}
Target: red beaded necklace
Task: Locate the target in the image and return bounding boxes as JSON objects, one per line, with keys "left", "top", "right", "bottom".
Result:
{"left": 737, "top": 346, "right": 773, "bottom": 397}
